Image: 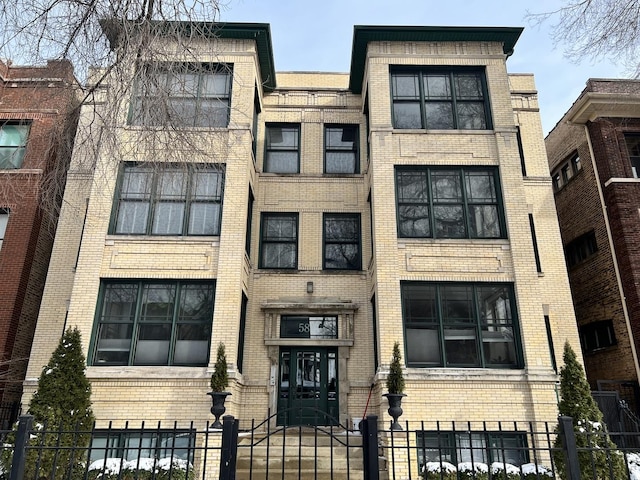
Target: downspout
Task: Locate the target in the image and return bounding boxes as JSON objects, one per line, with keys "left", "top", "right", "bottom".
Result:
{"left": 584, "top": 124, "right": 640, "bottom": 383}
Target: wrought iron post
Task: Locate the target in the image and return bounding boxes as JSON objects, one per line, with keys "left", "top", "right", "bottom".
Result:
{"left": 9, "top": 414, "right": 33, "bottom": 480}
{"left": 559, "top": 415, "right": 581, "bottom": 480}
{"left": 220, "top": 415, "right": 239, "bottom": 480}
{"left": 362, "top": 415, "right": 379, "bottom": 480}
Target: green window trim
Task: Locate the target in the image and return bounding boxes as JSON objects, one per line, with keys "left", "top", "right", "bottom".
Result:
{"left": 110, "top": 162, "right": 224, "bottom": 236}
{"left": 395, "top": 166, "right": 506, "bottom": 239}
{"left": 0, "top": 122, "right": 30, "bottom": 169}
{"left": 89, "top": 429, "right": 195, "bottom": 464}
{"left": 259, "top": 212, "right": 298, "bottom": 269}
{"left": 128, "top": 62, "right": 232, "bottom": 128}
{"left": 323, "top": 213, "right": 362, "bottom": 270}
{"left": 91, "top": 280, "right": 215, "bottom": 367}
{"left": 264, "top": 124, "right": 300, "bottom": 173}
{"left": 401, "top": 281, "right": 523, "bottom": 368}
{"left": 391, "top": 67, "right": 492, "bottom": 130}
{"left": 324, "top": 124, "right": 359, "bottom": 174}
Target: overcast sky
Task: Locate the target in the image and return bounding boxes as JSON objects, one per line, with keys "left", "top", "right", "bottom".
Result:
{"left": 218, "top": 0, "right": 627, "bottom": 135}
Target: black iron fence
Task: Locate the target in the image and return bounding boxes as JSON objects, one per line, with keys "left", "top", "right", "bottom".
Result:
{"left": 2, "top": 414, "right": 640, "bottom": 480}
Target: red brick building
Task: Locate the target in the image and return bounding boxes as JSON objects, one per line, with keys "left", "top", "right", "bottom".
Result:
{"left": 0, "top": 59, "right": 78, "bottom": 407}
{"left": 546, "top": 79, "right": 640, "bottom": 412}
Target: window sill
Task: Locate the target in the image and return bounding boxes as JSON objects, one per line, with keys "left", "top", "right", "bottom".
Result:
{"left": 105, "top": 235, "right": 220, "bottom": 245}
{"left": 392, "top": 128, "right": 494, "bottom": 135}
{"left": 398, "top": 238, "right": 509, "bottom": 247}
{"left": 86, "top": 365, "right": 210, "bottom": 379}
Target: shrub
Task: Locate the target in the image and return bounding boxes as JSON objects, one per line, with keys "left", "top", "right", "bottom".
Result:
{"left": 386, "top": 341, "right": 405, "bottom": 395}
{"left": 210, "top": 343, "right": 229, "bottom": 392}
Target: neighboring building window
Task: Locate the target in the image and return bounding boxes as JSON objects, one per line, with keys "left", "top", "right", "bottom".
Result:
{"left": 0, "top": 122, "right": 30, "bottom": 169}
{"left": 516, "top": 126, "right": 527, "bottom": 177}
{"left": 92, "top": 281, "right": 214, "bottom": 366}
{"left": 280, "top": 316, "right": 338, "bottom": 339}
{"left": 89, "top": 430, "right": 194, "bottom": 464}
{"left": 324, "top": 125, "right": 359, "bottom": 174}
{"left": 0, "top": 209, "right": 8, "bottom": 250}
{"left": 417, "top": 431, "right": 528, "bottom": 471}
{"left": 625, "top": 135, "right": 640, "bottom": 178}
{"left": 552, "top": 151, "right": 582, "bottom": 192}
{"left": 391, "top": 68, "right": 491, "bottom": 130}
{"left": 401, "top": 282, "right": 521, "bottom": 368}
{"left": 112, "top": 163, "right": 224, "bottom": 236}
{"left": 395, "top": 167, "right": 505, "bottom": 239}
{"left": 580, "top": 320, "right": 616, "bottom": 354}
{"left": 259, "top": 213, "right": 298, "bottom": 269}
{"left": 264, "top": 124, "right": 300, "bottom": 173}
{"left": 129, "top": 63, "right": 232, "bottom": 128}
{"left": 323, "top": 213, "right": 361, "bottom": 270}
{"left": 565, "top": 230, "right": 597, "bottom": 268}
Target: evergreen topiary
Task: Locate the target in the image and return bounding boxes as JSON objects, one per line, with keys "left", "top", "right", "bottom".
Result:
{"left": 386, "top": 341, "right": 405, "bottom": 395}
{"left": 2, "top": 327, "right": 95, "bottom": 480}
{"left": 553, "top": 342, "right": 626, "bottom": 479}
{"left": 210, "top": 342, "right": 229, "bottom": 392}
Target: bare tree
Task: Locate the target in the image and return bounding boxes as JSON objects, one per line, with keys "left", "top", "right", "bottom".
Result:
{"left": 0, "top": 0, "right": 236, "bottom": 222}
{"left": 527, "top": 0, "right": 640, "bottom": 77}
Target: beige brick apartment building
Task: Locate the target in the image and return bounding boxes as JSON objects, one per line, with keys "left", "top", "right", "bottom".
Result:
{"left": 24, "top": 21, "right": 579, "bottom": 445}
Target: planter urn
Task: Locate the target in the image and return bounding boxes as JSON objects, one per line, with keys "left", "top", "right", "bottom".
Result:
{"left": 383, "top": 393, "right": 406, "bottom": 430}
{"left": 208, "top": 391, "right": 231, "bottom": 428}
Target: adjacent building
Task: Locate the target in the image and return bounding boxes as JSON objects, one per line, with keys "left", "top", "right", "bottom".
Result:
{"left": 546, "top": 79, "right": 640, "bottom": 412}
{"left": 25, "top": 21, "right": 579, "bottom": 464}
{"left": 0, "top": 59, "right": 78, "bottom": 406}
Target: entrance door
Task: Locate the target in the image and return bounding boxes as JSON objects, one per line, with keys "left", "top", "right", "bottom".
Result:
{"left": 277, "top": 347, "right": 338, "bottom": 426}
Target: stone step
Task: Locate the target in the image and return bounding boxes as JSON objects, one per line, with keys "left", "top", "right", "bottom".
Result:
{"left": 238, "top": 430, "right": 362, "bottom": 448}
{"left": 234, "top": 469, "right": 365, "bottom": 480}
{"left": 237, "top": 445, "right": 363, "bottom": 460}
{"left": 236, "top": 453, "right": 364, "bottom": 470}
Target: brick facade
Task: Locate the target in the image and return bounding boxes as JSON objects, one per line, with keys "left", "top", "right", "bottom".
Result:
{"left": 546, "top": 79, "right": 640, "bottom": 408}
{"left": 0, "top": 60, "right": 78, "bottom": 402}
{"left": 26, "top": 24, "right": 579, "bottom": 432}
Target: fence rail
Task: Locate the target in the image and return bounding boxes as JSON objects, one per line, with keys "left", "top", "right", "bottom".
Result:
{"left": 1, "top": 414, "right": 640, "bottom": 480}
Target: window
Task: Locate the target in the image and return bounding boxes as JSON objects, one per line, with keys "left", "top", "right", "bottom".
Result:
{"left": 0, "top": 122, "right": 30, "bottom": 169}
{"left": 516, "top": 126, "right": 527, "bottom": 177}
{"left": 565, "top": 230, "right": 597, "bottom": 268}
{"left": 417, "top": 431, "right": 528, "bottom": 471}
{"left": 129, "top": 63, "right": 232, "bottom": 127}
{"left": 92, "top": 280, "right": 214, "bottom": 366}
{"left": 395, "top": 167, "right": 505, "bottom": 239}
{"left": 112, "top": 163, "right": 224, "bottom": 236}
{"left": 264, "top": 124, "right": 300, "bottom": 173}
{"left": 323, "top": 213, "right": 361, "bottom": 270}
{"left": 402, "top": 282, "right": 521, "bottom": 368}
{"left": 528, "top": 214, "right": 542, "bottom": 273}
{"left": 280, "top": 316, "right": 338, "bottom": 339}
{"left": 324, "top": 125, "right": 359, "bottom": 173}
{"left": 552, "top": 151, "right": 582, "bottom": 192}
{"left": 89, "top": 430, "right": 195, "bottom": 464}
{"left": 625, "top": 135, "right": 640, "bottom": 178}
{"left": 580, "top": 320, "right": 617, "bottom": 353}
{"left": 0, "top": 209, "right": 7, "bottom": 250}
{"left": 259, "top": 213, "right": 298, "bottom": 269}
{"left": 391, "top": 68, "right": 490, "bottom": 130}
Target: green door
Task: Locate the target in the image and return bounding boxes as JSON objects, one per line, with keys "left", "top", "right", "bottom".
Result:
{"left": 277, "top": 347, "right": 338, "bottom": 426}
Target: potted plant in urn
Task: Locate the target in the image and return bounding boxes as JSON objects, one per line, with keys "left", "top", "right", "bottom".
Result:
{"left": 208, "top": 342, "right": 231, "bottom": 428}
{"left": 383, "top": 341, "right": 406, "bottom": 430}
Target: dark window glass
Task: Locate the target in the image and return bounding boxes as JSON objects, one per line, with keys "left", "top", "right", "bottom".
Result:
{"left": 391, "top": 69, "right": 490, "bottom": 130}
{"left": 565, "top": 230, "right": 598, "bottom": 268}
{"left": 402, "top": 282, "right": 521, "bottom": 368}
{"left": 395, "top": 167, "right": 505, "bottom": 239}
{"left": 93, "top": 281, "right": 214, "bottom": 366}
{"left": 129, "top": 63, "right": 231, "bottom": 127}
{"left": 625, "top": 135, "right": 640, "bottom": 178}
{"left": 0, "top": 208, "right": 8, "bottom": 251}
{"left": 112, "top": 163, "right": 224, "bottom": 236}
{"left": 323, "top": 214, "right": 361, "bottom": 270}
{"left": 0, "top": 122, "right": 30, "bottom": 169}
{"left": 580, "top": 320, "right": 617, "bottom": 353}
{"left": 280, "top": 316, "right": 338, "bottom": 339}
{"left": 89, "top": 430, "right": 195, "bottom": 464}
{"left": 417, "top": 431, "right": 528, "bottom": 471}
{"left": 325, "top": 125, "right": 359, "bottom": 173}
{"left": 260, "top": 213, "right": 298, "bottom": 269}
{"left": 265, "top": 124, "right": 300, "bottom": 173}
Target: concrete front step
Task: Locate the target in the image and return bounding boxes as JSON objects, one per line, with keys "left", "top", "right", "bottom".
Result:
{"left": 234, "top": 470, "right": 365, "bottom": 480}
{"left": 237, "top": 445, "right": 363, "bottom": 459}
{"left": 238, "top": 430, "right": 362, "bottom": 447}
{"left": 236, "top": 454, "right": 364, "bottom": 470}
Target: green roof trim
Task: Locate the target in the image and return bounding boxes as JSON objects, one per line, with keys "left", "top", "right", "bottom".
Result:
{"left": 100, "top": 20, "right": 276, "bottom": 90}
{"left": 348, "top": 25, "right": 524, "bottom": 93}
